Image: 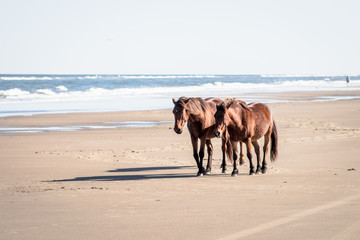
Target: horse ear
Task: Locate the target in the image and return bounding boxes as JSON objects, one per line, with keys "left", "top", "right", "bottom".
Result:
{"left": 239, "top": 102, "right": 250, "bottom": 110}
{"left": 225, "top": 102, "right": 232, "bottom": 109}
{"left": 183, "top": 98, "right": 190, "bottom": 104}
{"left": 172, "top": 98, "right": 177, "bottom": 105}
{"left": 224, "top": 97, "right": 232, "bottom": 104}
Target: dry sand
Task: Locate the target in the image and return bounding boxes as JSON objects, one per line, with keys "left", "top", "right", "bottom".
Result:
{"left": 1, "top": 91, "right": 360, "bottom": 240}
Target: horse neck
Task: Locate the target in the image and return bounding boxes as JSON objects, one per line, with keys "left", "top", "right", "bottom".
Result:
{"left": 228, "top": 106, "right": 247, "bottom": 130}
{"left": 188, "top": 111, "right": 206, "bottom": 126}
{"left": 188, "top": 108, "right": 215, "bottom": 131}
{"left": 187, "top": 100, "right": 207, "bottom": 123}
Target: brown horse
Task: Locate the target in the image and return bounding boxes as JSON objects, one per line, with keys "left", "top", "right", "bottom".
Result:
{"left": 214, "top": 100, "right": 278, "bottom": 176}
{"left": 172, "top": 97, "right": 227, "bottom": 176}
{"left": 223, "top": 98, "right": 247, "bottom": 165}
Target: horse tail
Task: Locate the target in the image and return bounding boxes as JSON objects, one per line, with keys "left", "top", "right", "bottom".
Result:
{"left": 270, "top": 120, "right": 278, "bottom": 162}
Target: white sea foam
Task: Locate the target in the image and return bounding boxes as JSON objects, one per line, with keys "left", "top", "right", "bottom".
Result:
{"left": 0, "top": 88, "right": 30, "bottom": 98}
{"left": 118, "top": 75, "right": 217, "bottom": 79}
{"left": 1, "top": 80, "right": 359, "bottom": 102}
{"left": 77, "top": 75, "right": 99, "bottom": 80}
{"left": 0, "top": 76, "right": 53, "bottom": 80}
{"left": 202, "top": 81, "right": 224, "bottom": 87}
{"left": 1, "top": 79, "right": 360, "bottom": 117}
{"left": 274, "top": 80, "right": 352, "bottom": 88}
{"left": 35, "top": 89, "right": 56, "bottom": 95}
{"left": 0, "top": 121, "right": 169, "bottom": 133}
{"left": 260, "top": 74, "right": 348, "bottom": 78}
{"left": 55, "top": 86, "right": 68, "bottom": 91}
{"left": 86, "top": 87, "right": 110, "bottom": 94}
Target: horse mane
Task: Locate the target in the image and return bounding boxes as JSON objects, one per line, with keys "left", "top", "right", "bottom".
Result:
{"left": 175, "top": 97, "right": 190, "bottom": 108}
{"left": 226, "top": 99, "right": 249, "bottom": 110}
{"left": 186, "top": 97, "right": 211, "bottom": 116}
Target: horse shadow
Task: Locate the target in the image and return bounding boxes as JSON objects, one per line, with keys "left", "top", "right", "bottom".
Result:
{"left": 48, "top": 166, "right": 196, "bottom": 182}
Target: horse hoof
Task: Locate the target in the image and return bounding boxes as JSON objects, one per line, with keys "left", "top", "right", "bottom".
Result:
{"left": 249, "top": 171, "right": 255, "bottom": 175}
{"left": 261, "top": 167, "right": 267, "bottom": 174}
{"left": 231, "top": 173, "right": 238, "bottom": 177}
{"left": 239, "top": 160, "right": 245, "bottom": 166}
{"left": 196, "top": 167, "right": 206, "bottom": 176}
{"left": 222, "top": 169, "right": 227, "bottom": 174}
{"left": 256, "top": 169, "right": 261, "bottom": 174}
{"left": 205, "top": 171, "right": 211, "bottom": 175}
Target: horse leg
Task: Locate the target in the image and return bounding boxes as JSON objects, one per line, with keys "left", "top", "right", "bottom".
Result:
{"left": 205, "top": 139, "right": 213, "bottom": 174}
{"left": 252, "top": 141, "right": 261, "bottom": 174}
{"left": 233, "top": 142, "right": 238, "bottom": 165}
{"left": 245, "top": 139, "right": 255, "bottom": 175}
{"left": 231, "top": 141, "right": 239, "bottom": 176}
{"left": 239, "top": 142, "right": 245, "bottom": 165}
{"left": 198, "top": 138, "right": 207, "bottom": 176}
{"left": 220, "top": 137, "right": 227, "bottom": 173}
{"left": 191, "top": 136, "right": 202, "bottom": 176}
{"left": 262, "top": 132, "right": 271, "bottom": 174}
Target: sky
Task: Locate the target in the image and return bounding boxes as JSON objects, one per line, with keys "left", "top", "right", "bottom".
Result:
{"left": 0, "top": 0, "right": 359, "bottom": 75}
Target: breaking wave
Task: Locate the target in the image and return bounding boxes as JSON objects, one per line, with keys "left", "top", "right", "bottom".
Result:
{"left": 1, "top": 80, "right": 359, "bottom": 101}
{"left": 0, "top": 76, "right": 54, "bottom": 81}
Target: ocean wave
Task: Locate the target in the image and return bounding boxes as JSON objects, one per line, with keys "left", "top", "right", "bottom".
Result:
{"left": 0, "top": 76, "right": 53, "bottom": 81}
{"left": 276, "top": 80, "right": 346, "bottom": 86}
{"left": 0, "top": 88, "right": 30, "bottom": 98}
{"left": 55, "top": 85, "right": 68, "bottom": 91}
{"left": 118, "top": 75, "right": 217, "bottom": 79}
{"left": 76, "top": 75, "right": 99, "bottom": 80}
{"left": 1, "top": 80, "right": 359, "bottom": 101}
{"left": 35, "top": 89, "right": 56, "bottom": 95}
{"left": 260, "top": 74, "right": 346, "bottom": 78}
{"left": 0, "top": 74, "right": 218, "bottom": 81}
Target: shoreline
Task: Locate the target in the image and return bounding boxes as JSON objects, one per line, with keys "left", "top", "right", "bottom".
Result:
{"left": 1, "top": 89, "right": 359, "bottom": 118}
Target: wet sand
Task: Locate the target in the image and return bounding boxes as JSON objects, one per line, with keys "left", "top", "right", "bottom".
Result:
{"left": 1, "top": 91, "right": 360, "bottom": 239}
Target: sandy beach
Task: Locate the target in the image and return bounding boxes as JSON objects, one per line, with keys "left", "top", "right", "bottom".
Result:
{"left": 1, "top": 91, "right": 360, "bottom": 240}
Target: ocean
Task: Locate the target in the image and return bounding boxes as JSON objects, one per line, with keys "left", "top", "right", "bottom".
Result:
{"left": 1, "top": 74, "right": 360, "bottom": 117}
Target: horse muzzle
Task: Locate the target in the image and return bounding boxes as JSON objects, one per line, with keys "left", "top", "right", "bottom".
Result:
{"left": 214, "top": 130, "right": 221, "bottom": 138}
{"left": 174, "top": 128, "right": 183, "bottom": 134}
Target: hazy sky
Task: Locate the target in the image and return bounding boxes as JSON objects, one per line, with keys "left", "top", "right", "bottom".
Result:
{"left": 0, "top": 0, "right": 359, "bottom": 75}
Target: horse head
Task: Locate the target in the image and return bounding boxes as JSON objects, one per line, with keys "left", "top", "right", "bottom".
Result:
{"left": 172, "top": 97, "right": 190, "bottom": 134}
{"left": 214, "top": 102, "right": 228, "bottom": 138}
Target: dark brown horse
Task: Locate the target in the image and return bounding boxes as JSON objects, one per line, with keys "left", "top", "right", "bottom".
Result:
{"left": 172, "top": 97, "right": 226, "bottom": 176}
{"left": 214, "top": 100, "right": 278, "bottom": 176}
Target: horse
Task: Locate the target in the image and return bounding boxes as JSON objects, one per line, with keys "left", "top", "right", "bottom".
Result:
{"left": 214, "top": 100, "right": 278, "bottom": 176}
{"left": 223, "top": 98, "right": 247, "bottom": 165}
{"left": 172, "top": 97, "right": 227, "bottom": 176}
